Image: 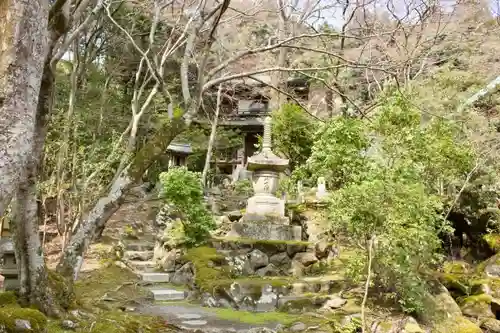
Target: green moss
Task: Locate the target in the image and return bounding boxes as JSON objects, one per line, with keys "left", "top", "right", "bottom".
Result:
{"left": 484, "top": 234, "right": 500, "bottom": 253}
{"left": 0, "top": 306, "right": 47, "bottom": 332}
{"left": 443, "top": 261, "right": 470, "bottom": 274}
{"left": 183, "top": 246, "right": 231, "bottom": 291}
{"left": 77, "top": 311, "right": 176, "bottom": 333}
{"left": 459, "top": 293, "right": 493, "bottom": 305}
{"left": 0, "top": 291, "right": 18, "bottom": 306}
{"left": 208, "top": 308, "right": 299, "bottom": 325}
{"left": 48, "top": 270, "right": 76, "bottom": 310}
{"left": 434, "top": 316, "right": 482, "bottom": 333}
{"left": 75, "top": 264, "right": 149, "bottom": 310}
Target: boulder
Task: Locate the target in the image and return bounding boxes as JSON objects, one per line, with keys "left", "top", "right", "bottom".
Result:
{"left": 255, "top": 264, "right": 281, "bottom": 277}
{"left": 171, "top": 262, "right": 194, "bottom": 285}
{"left": 227, "top": 254, "right": 254, "bottom": 276}
{"left": 158, "top": 249, "right": 181, "bottom": 273}
{"left": 485, "top": 254, "right": 500, "bottom": 278}
{"left": 420, "top": 283, "right": 462, "bottom": 324}
{"left": 248, "top": 249, "right": 269, "bottom": 270}
{"left": 293, "top": 252, "right": 318, "bottom": 267}
{"left": 481, "top": 318, "right": 500, "bottom": 332}
{"left": 459, "top": 294, "right": 495, "bottom": 319}
{"left": 314, "top": 240, "right": 332, "bottom": 259}
{"left": 227, "top": 210, "right": 243, "bottom": 222}
{"left": 255, "top": 285, "right": 278, "bottom": 312}
{"left": 321, "top": 295, "right": 347, "bottom": 310}
{"left": 289, "top": 260, "right": 305, "bottom": 277}
{"left": 269, "top": 252, "right": 291, "bottom": 268}
{"left": 286, "top": 243, "right": 308, "bottom": 257}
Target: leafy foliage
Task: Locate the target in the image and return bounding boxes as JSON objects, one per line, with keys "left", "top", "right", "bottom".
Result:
{"left": 271, "top": 103, "right": 317, "bottom": 170}
{"left": 301, "top": 91, "right": 497, "bottom": 313}
{"left": 159, "top": 167, "right": 215, "bottom": 246}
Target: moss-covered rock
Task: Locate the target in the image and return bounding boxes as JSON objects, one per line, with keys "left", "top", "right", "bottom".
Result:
{"left": 484, "top": 234, "right": 500, "bottom": 254}
{"left": 183, "top": 246, "right": 231, "bottom": 291}
{"left": 433, "top": 316, "right": 482, "bottom": 333}
{"left": 0, "top": 306, "right": 47, "bottom": 333}
{"left": 480, "top": 318, "right": 500, "bottom": 332}
{"left": 0, "top": 292, "right": 17, "bottom": 306}
{"left": 459, "top": 294, "right": 495, "bottom": 318}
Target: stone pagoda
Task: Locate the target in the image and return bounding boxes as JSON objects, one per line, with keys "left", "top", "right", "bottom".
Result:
{"left": 228, "top": 117, "right": 302, "bottom": 241}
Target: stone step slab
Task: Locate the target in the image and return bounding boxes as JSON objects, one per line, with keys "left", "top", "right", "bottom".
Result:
{"left": 123, "top": 241, "right": 155, "bottom": 252}
{"left": 139, "top": 272, "right": 172, "bottom": 283}
{"left": 127, "top": 260, "right": 158, "bottom": 272}
{"left": 123, "top": 250, "right": 154, "bottom": 261}
{"left": 150, "top": 288, "right": 186, "bottom": 301}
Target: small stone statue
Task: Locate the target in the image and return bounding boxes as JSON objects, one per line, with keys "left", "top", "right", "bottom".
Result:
{"left": 316, "top": 177, "right": 328, "bottom": 200}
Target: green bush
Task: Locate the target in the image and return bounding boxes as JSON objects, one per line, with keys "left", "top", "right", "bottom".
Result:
{"left": 271, "top": 103, "right": 317, "bottom": 170}
{"left": 159, "top": 167, "right": 215, "bottom": 246}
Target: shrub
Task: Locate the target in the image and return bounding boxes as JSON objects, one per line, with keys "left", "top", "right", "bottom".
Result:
{"left": 159, "top": 167, "right": 215, "bottom": 246}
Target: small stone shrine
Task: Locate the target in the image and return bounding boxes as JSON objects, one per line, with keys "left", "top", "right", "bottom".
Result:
{"left": 0, "top": 238, "right": 18, "bottom": 290}
{"left": 316, "top": 177, "right": 328, "bottom": 200}
{"left": 228, "top": 117, "right": 302, "bottom": 240}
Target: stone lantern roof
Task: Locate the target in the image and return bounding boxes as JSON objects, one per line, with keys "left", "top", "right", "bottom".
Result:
{"left": 246, "top": 117, "right": 289, "bottom": 172}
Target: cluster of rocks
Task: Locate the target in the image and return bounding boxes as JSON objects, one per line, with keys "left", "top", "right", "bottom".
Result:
{"left": 213, "top": 238, "right": 338, "bottom": 278}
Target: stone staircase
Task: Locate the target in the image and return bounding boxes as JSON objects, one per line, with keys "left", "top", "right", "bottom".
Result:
{"left": 121, "top": 239, "right": 187, "bottom": 302}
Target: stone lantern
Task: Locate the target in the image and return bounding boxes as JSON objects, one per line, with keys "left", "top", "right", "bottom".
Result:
{"left": 0, "top": 238, "right": 18, "bottom": 290}
{"left": 228, "top": 117, "right": 302, "bottom": 241}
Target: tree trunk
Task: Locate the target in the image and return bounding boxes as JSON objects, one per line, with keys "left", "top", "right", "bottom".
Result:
{"left": 11, "top": 49, "right": 67, "bottom": 316}
{"left": 57, "top": 117, "right": 188, "bottom": 279}
{"left": 12, "top": 169, "right": 62, "bottom": 317}
{"left": 201, "top": 85, "right": 222, "bottom": 187}
{"left": 0, "top": 0, "right": 49, "bottom": 216}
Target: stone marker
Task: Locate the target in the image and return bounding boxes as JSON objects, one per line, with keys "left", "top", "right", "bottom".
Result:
{"left": 297, "top": 180, "right": 304, "bottom": 203}
{"left": 227, "top": 117, "right": 302, "bottom": 241}
{"left": 0, "top": 238, "right": 18, "bottom": 290}
{"left": 316, "top": 177, "right": 328, "bottom": 200}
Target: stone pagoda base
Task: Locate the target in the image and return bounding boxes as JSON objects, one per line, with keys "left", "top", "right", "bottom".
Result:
{"left": 227, "top": 214, "right": 302, "bottom": 241}
{"left": 246, "top": 194, "right": 286, "bottom": 217}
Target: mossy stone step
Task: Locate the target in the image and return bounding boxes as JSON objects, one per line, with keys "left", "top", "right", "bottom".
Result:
{"left": 139, "top": 272, "right": 172, "bottom": 283}
{"left": 149, "top": 288, "right": 186, "bottom": 301}
{"left": 127, "top": 260, "right": 158, "bottom": 272}
{"left": 123, "top": 241, "right": 155, "bottom": 252}
{"left": 123, "top": 250, "right": 154, "bottom": 261}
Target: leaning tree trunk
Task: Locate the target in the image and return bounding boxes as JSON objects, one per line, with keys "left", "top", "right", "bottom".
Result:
{"left": 57, "top": 117, "right": 189, "bottom": 279}
{"left": 0, "top": 0, "right": 49, "bottom": 216}
{"left": 201, "top": 85, "right": 222, "bottom": 187}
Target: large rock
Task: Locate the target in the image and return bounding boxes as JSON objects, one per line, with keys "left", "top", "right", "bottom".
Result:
{"left": 227, "top": 210, "right": 243, "bottom": 222}
{"left": 255, "top": 264, "right": 281, "bottom": 277}
{"left": 314, "top": 240, "right": 332, "bottom": 259}
{"left": 484, "top": 253, "right": 500, "bottom": 278}
{"left": 420, "top": 283, "right": 462, "bottom": 323}
{"left": 289, "top": 260, "right": 305, "bottom": 277}
{"left": 293, "top": 252, "right": 318, "bottom": 267}
{"left": 171, "top": 262, "right": 194, "bottom": 285}
{"left": 269, "top": 252, "right": 291, "bottom": 268}
{"left": 255, "top": 285, "right": 278, "bottom": 312}
{"left": 157, "top": 249, "right": 181, "bottom": 273}
{"left": 321, "top": 295, "right": 347, "bottom": 310}
{"left": 459, "top": 294, "right": 495, "bottom": 319}
{"left": 481, "top": 318, "right": 500, "bottom": 332}
{"left": 248, "top": 249, "right": 269, "bottom": 270}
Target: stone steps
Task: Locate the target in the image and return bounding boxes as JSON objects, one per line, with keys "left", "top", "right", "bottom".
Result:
{"left": 149, "top": 288, "right": 186, "bottom": 301}
{"left": 123, "top": 250, "right": 154, "bottom": 261}
{"left": 127, "top": 260, "right": 158, "bottom": 272}
{"left": 139, "top": 272, "right": 172, "bottom": 283}
{"left": 123, "top": 241, "right": 155, "bottom": 252}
